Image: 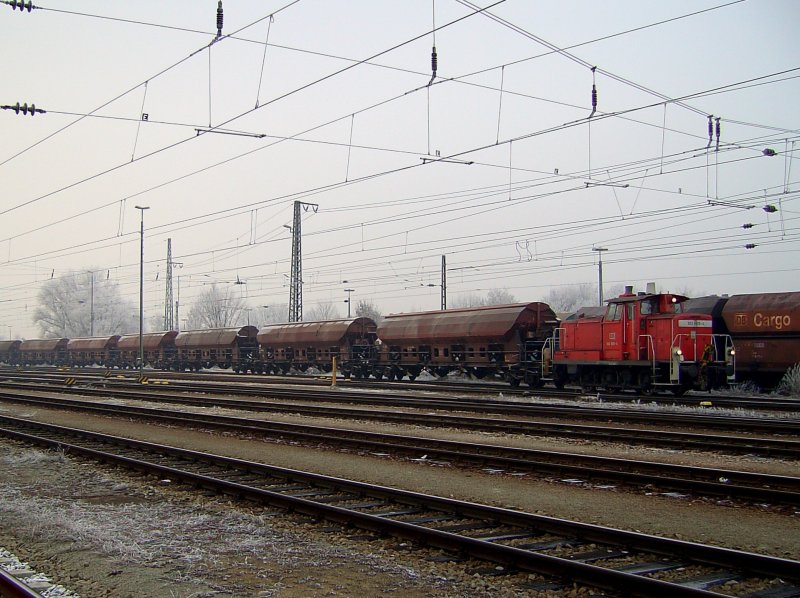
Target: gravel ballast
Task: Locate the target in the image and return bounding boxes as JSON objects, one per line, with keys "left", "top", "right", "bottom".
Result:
{"left": 0, "top": 398, "right": 798, "bottom": 596}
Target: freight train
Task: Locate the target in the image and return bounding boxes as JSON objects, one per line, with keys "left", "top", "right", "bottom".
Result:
{"left": 1, "top": 285, "right": 769, "bottom": 394}
{"left": 683, "top": 292, "right": 800, "bottom": 388}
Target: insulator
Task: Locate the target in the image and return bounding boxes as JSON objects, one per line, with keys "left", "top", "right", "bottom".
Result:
{"left": 706, "top": 115, "right": 713, "bottom": 148}
{"left": 763, "top": 204, "right": 777, "bottom": 213}
{"left": 2, "top": 101, "right": 44, "bottom": 115}
{"left": 762, "top": 148, "right": 777, "bottom": 157}
{"left": 431, "top": 46, "right": 437, "bottom": 74}
{"left": 9, "top": 0, "right": 33, "bottom": 11}
{"left": 742, "top": 223, "right": 754, "bottom": 229}
{"left": 591, "top": 84, "right": 597, "bottom": 109}
{"left": 744, "top": 244, "right": 756, "bottom": 249}
{"left": 216, "top": 1, "right": 223, "bottom": 37}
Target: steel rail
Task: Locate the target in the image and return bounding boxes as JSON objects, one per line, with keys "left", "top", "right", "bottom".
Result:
{"left": 1, "top": 387, "right": 797, "bottom": 459}
{"left": 4, "top": 366, "right": 798, "bottom": 411}
{"left": 0, "top": 568, "right": 44, "bottom": 598}
{"left": 1, "top": 390, "right": 798, "bottom": 505}
{"left": 2, "top": 377, "right": 798, "bottom": 436}
{"left": 0, "top": 414, "right": 798, "bottom": 597}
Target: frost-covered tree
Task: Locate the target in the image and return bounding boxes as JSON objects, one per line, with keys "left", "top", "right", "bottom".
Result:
{"left": 185, "top": 284, "right": 247, "bottom": 329}
{"left": 450, "top": 288, "right": 516, "bottom": 309}
{"left": 354, "top": 299, "right": 382, "bottom": 323}
{"left": 247, "top": 304, "right": 287, "bottom": 327}
{"left": 33, "top": 270, "right": 137, "bottom": 337}
{"left": 543, "top": 283, "right": 597, "bottom": 313}
{"left": 306, "top": 302, "right": 341, "bottom": 321}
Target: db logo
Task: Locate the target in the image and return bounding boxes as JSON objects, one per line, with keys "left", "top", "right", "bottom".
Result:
{"left": 735, "top": 313, "right": 749, "bottom": 326}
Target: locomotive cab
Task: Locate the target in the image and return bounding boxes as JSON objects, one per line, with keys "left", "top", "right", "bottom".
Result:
{"left": 553, "top": 286, "right": 735, "bottom": 394}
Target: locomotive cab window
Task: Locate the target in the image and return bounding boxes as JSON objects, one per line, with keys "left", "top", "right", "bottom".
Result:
{"left": 607, "top": 303, "right": 622, "bottom": 321}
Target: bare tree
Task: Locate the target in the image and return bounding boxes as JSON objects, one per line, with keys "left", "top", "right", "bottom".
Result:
{"left": 450, "top": 288, "right": 516, "bottom": 309}
{"left": 449, "top": 292, "right": 485, "bottom": 309}
{"left": 250, "top": 304, "right": 287, "bottom": 327}
{"left": 33, "top": 270, "right": 137, "bottom": 337}
{"left": 185, "top": 284, "right": 247, "bottom": 329}
{"left": 354, "top": 299, "right": 382, "bottom": 323}
{"left": 306, "top": 301, "right": 341, "bottom": 321}
{"left": 486, "top": 288, "right": 516, "bottom": 305}
{"left": 543, "top": 283, "right": 597, "bottom": 313}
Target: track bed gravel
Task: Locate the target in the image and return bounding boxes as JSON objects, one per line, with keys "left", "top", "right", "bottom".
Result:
{"left": 0, "top": 398, "right": 798, "bottom": 596}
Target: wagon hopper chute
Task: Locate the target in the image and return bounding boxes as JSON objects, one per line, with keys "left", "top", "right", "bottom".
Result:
{"left": 376, "top": 303, "right": 559, "bottom": 384}
{"left": 257, "top": 317, "right": 377, "bottom": 377}
{"left": 117, "top": 331, "right": 179, "bottom": 370}
{"left": 721, "top": 292, "right": 800, "bottom": 387}
{"left": 66, "top": 335, "right": 121, "bottom": 367}
{"left": 174, "top": 326, "right": 259, "bottom": 372}
{"left": 19, "top": 338, "right": 69, "bottom": 366}
{"left": 0, "top": 340, "right": 21, "bottom": 365}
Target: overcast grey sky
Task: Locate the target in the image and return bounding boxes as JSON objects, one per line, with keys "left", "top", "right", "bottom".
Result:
{"left": 1, "top": 0, "right": 798, "bottom": 338}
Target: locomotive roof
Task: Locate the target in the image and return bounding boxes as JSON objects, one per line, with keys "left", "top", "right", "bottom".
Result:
{"left": 608, "top": 293, "right": 689, "bottom": 304}
{"left": 20, "top": 338, "right": 69, "bottom": 351}
{"left": 118, "top": 330, "right": 179, "bottom": 350}
{"left": 174, "top": 326, "right": 258, "bottom": 348}
{"left": 378, "top": 302, "right": 557, "bottom": 342}
{"left": 67, "top": 335, "right": 121, "bottom": 351}
{"left": 562, "top": 306, "right": 606, "bottom": 320}
{"left": 257, "top": 317, "right": 376, "bottom": 345}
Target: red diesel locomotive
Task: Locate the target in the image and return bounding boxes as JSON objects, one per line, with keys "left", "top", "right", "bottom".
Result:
{"left": 551, "top": 286, "right": 735, "bottom": 395}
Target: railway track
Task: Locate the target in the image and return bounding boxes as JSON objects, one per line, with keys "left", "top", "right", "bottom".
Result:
{"left": 3, "top": 366, "right": 799, "bottom": 412}
{"left": 2, "top": 389, "right": 798, "bottom": 506}
{"left": 0, "top": 546, "right": 70, "bottom": 598}
{"left": 2, "top": 376, "right": 798, "bottom": 437}
{"left": 2, "top": 385, "right": 798, "bottom": 459}
{"left": 0, "top": 414, "right": 797, "bottom": 597}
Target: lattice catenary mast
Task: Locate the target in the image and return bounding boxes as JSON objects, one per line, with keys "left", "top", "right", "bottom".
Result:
{"left": 164, "top": 238, "right": 174, "bottom": 330}
{"left": 288, "top": 201, "right": 318, "bottom": 322}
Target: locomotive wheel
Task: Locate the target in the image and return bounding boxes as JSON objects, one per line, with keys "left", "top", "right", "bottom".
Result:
{"left": 508, "top": 377, "right": 521, "bottom": 387}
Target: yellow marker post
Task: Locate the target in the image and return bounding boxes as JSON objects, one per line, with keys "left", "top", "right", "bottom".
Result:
{"left": 331, "top": 356, "right": 337, "bottom": 388}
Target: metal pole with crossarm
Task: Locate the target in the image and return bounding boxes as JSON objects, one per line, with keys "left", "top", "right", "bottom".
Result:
{"left": 135, "top": 205, "right": 150, "bottom": 378}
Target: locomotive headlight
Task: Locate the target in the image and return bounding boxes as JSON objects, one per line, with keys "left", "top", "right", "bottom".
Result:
{"left": 674, "top": 348, "right": 682, "bottom": 356}
{"left": 729, "top": 349, "right": 735, "bottom": 356}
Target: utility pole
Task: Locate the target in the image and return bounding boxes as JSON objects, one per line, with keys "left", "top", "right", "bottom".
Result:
{"left": 441, "top": 254, "right": 447, "bottom": 310}
{"left": 344, "top": 288, "right": 355, "bottom": 318}
{"left": 88, "top": 271, "right": 94, "bottom": 336}
{"left": 164, "top": 238, "right": 174, "bottom": 331}
{"left": 175, "top": 275, "right": 180, "bottom": 332}
{"left": 593, "top": 247, "right": 608, "bottom": 306}
{"left": 287, "top": 200, "right": 318, "bottom": 322}
{"left": 135, "top": 205, "right": 150, "bottom": 377}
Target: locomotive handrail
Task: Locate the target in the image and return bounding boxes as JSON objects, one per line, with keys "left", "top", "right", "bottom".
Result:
{"left": 539, "top": 335, "right": 557, "bottom": 378}
{"left": 637, "top": 335, "right": 656, "bottom": 376}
